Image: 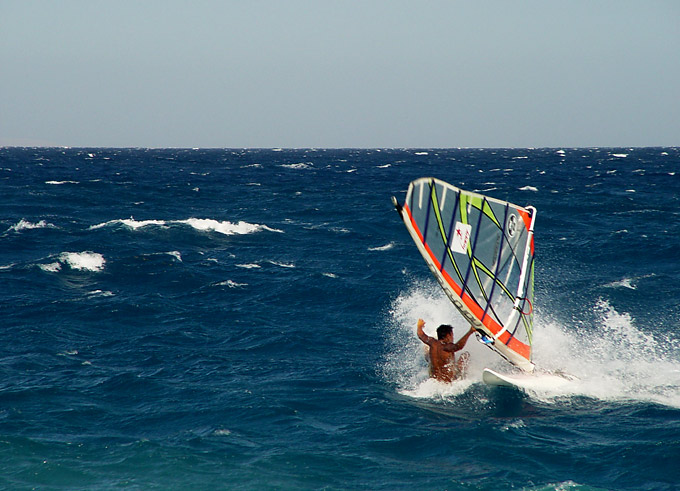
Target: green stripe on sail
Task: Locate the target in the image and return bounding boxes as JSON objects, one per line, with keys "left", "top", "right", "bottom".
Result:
{"left": 429, "top": 181, "right": 465, "bottom": 285}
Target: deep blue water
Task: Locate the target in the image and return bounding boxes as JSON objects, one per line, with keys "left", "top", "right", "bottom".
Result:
{"left": 1, "top": 147, "right": 679, "bottom": 490}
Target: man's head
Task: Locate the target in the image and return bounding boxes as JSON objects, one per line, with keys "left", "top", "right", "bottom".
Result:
{"left": 436, "top": 324, "right": 453, "bottom": 341}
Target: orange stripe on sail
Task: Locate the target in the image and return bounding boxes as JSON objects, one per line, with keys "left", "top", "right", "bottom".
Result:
{"left": 404, "top": 202, "right": 531, "bottom": 362}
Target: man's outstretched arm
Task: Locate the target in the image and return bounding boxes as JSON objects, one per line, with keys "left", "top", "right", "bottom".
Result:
{"left": 446, "top": 326, "right": 476, "bottom": 352}
{"left": 417, "top": 318, "right": 435, "bottom": 346}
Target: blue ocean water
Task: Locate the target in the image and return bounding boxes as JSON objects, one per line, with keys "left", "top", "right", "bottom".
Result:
{"left": 1, "top": 147, "right": 679, "bottom": 490}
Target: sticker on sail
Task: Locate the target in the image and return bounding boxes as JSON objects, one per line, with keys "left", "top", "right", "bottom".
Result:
{"left": 452, "top": 222, "right": 471, "bottom": 254}
{"left": 507, "top": 214, "right": 517, "bottom": 238}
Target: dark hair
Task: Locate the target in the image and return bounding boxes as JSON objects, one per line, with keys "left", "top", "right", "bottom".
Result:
{"left": 436, "top": 324, "right": 453, "bottom": 340}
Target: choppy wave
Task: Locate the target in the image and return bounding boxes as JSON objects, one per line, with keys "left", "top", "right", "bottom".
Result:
{"left": 90, "top": 218, "right": 283, "bottom": 235}
{"left": 8, "top": 219, "right": 57, "bottom": 232}
{"left": 368, "top": 243, "right": 395, "bottom": 252}
{"left": 39, "top": 251, "right": 106, "bottom": 273}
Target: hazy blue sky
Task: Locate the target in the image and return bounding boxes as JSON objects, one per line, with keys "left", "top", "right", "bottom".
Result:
{"left": 1, "top": 1, "right": 678, "bottom": 148}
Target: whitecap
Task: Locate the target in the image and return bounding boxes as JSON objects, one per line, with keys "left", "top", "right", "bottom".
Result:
{"left": 612, "top": 153, "right": 628, "bottom": 158}
{"left": 87, "top": 290, "right": 115, "bottom": 297}
{"left": 235, "top": 263, "right": 261, "bottom": 269}
{"left": 281, "top": 163, "right": 312, "bottom": 170}
{"left": 414, "top": 152, "right": 429, "bottom": 156}
{"left": 268, "top": 260, "right": 295, "bottom": 268}
{"left": 322, "top": 272, "right": 337, "bottom": 278}
{"left": 181, "top": 218, "right": 283, "bottom": 235}
{"left": 59, "top": 252, "right": 106, "bottom": 272}
{"left": 45, "top": 180, "right": 79, "bottom": 185}
{"left": 216, "top": 280, "right": 247, "bottom": 288}
{"left": 368, "top": 243, "right": 395, "bottom": 252}
{"left": 9, "top": 219, "right": 57, "bottom": 232}
{"left": 58, "top": 350, "right": 79, "bottom": 356}
{"left": 93, "top": 218, "right": 283, "bottom": 236}
{"left": 519, "top": 185, "right": 538, "bottom": 192}
{"left": 90, "top": 218, "right": 166, "bottom": 230}
{"left": 604, "top": 278, "right": 636, "bottom": 290}
{"left": 166, "top": 251, "right": 182, "bottom": 262}
{"left": 39, "top": 262, "right": 62, "bottom": 273}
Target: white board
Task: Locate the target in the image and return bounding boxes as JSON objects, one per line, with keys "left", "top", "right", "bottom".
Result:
{"left": 482, "top": 368, "right": 577, "bottom": 391}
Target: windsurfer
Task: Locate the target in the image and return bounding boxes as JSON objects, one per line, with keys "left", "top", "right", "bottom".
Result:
{"left": 417, "top": 318, "right": 475, "bottom": 382}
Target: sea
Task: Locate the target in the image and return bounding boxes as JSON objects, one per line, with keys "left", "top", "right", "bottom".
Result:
{"left": 1, "top": 147, "right": 678, "bottom": 490}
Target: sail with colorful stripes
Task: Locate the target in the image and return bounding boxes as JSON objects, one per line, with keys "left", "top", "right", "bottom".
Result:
{"left": 393, "top": 178, "right": 536, "bottom": 372}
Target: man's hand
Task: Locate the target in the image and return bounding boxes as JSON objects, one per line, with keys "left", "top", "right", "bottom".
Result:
{"left": 417, "top": 319, "right": 425, "bottom": 330}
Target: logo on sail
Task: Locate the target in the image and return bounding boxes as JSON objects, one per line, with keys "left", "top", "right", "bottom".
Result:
{"left": 452, "top": 222, "right": 471, "bottom": 254}
{"left": 507, "top": 214, "right": 517, "bottom": 237}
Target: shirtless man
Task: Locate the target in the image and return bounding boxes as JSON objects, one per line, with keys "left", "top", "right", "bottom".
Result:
{"left": 417, "top": 318, "right": 475, "bottom": 382}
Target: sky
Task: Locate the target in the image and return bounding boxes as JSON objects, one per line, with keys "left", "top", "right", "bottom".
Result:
{"left": 1, "top": 0, "right": 679, "bottom": 148}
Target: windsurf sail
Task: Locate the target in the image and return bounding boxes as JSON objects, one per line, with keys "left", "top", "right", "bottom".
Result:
{"left": 393, "top": 178, "right": 536, "bottom": 372}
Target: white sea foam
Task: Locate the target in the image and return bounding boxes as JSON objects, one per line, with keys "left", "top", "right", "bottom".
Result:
{"left": 87, "top": 290, "right": 114, "bottom": 297}
{"left": 322, "top": 272, "right": 337, "bottom": 278}
{"left": 39, "top": 262, "right": 62, "bottom": 273}
{"left": 368, "top": 243, "right": 395, "bottom": 252}
{"left": 268, "top": 260, "right": 295, "bottom": 268}
{"left": 519, "top": 185, "right": 538, "bottom": 192}
{"left": 612, "top": 153, "right": 628, "bottom": 158}
{"left": 382, "top": 279, "right": 498, "bottom": 395}
{"left": 216, "top": 280, "right": 247, "bottom": 288}
{"left": 58, "top": 350, "right": 79, "bottom": 356}
{"left": 236, "top": 263, "right": 261, "bottom": 269}
{"left": 167, "top": 251, "right": 182, "bottom": 262}
{"left": 59, "top": 252, "right": 106, "bottom": 272}
{"left": 531, "top": 299, "right": 680, "bottom": 407}
{"left": 90, "top": 218, "right": 166, "bottom": 230}
{"left": 184, "top": 218, "right": 283, "bottom": 235}
{"left": 604, "top": 278, "right": 636, "bottom": 290}
{"left": 45, "top": 180, "right": 79, "bottom": 185}
{"left": 281, "top": 163, "right": 312, "bottom": 170}
{"left": 383, "top": 282, "right": 680, "bottom": 408}
{"left": 90, "top": 218, "right": 282, "bottom": 235}
{"left": 9, "top": 219, "right": 57, "bottom": 232}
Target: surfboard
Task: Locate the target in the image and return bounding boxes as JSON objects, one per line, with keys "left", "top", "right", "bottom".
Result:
{"left": 482, "top": 368, "right": 578, "bottom": 391}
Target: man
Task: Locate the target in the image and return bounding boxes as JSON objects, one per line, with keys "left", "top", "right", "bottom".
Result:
{"left": 417, "top": 318, "right": 475, "bottom": 382}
